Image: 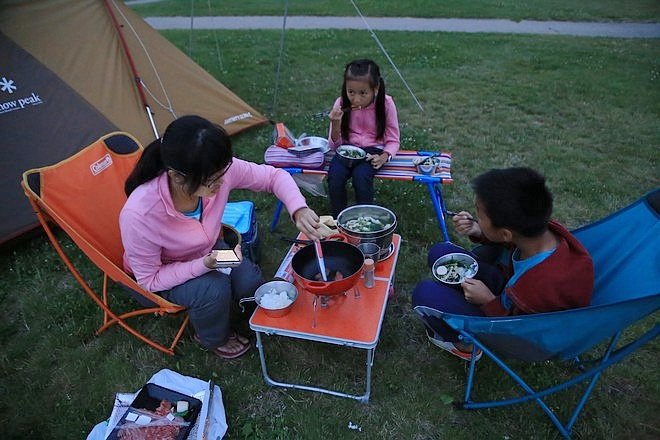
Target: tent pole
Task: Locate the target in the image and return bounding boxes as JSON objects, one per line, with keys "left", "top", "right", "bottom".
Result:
{"left": 104, "top": 0, "right": 160, "bottom": 139}
{"left": 145, "top": 105, "right": 159, "bottom": 139}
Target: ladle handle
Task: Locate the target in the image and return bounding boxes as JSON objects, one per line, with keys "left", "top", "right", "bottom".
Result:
{"left": 314, "top": 240, "right": 328, "bottom": 282}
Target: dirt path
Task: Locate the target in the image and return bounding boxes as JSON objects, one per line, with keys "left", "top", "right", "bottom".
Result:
{"left": 144, "top": 16, "right": 660, "bottom": 38}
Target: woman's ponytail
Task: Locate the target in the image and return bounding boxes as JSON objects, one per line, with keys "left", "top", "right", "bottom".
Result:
{"left": 124, "top": 138, "right": 165, "bottom": 196}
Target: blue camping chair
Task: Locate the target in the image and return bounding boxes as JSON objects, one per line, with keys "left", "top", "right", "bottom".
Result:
{"left": 414, "top": 189, "right": 660, "bottom": 439}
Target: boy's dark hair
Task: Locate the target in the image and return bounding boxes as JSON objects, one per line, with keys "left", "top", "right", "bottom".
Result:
{"left": 125, "top": 115, "right": 233, "bottom": 196}
{"left": 340, "top": 59, "right": 386, "bottom": 140}
{"left": 471, "top": 167, "right": 553, "bottom": 237}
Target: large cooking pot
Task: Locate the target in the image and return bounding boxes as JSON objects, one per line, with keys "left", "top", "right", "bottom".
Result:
{"left": 336, "top": 204, "right": 397, "bottom": 261}
{"left": 291, "top": 240, "right": 364, "bottom": 296}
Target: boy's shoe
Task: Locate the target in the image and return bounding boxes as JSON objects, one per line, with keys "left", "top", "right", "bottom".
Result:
{"left": 426, "top": 329, "right": 483, "bottom": 362}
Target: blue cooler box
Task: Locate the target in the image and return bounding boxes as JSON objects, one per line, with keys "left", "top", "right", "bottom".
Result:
{"left": 222, "top": 201, "right": 260, "bottom": 263}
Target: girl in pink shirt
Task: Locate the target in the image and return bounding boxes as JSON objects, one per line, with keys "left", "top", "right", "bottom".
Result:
{"left": 120, "top": 115, "right": 321, "bottom": 359}
{"left": 327, "top": 59, "right": 401, "bottom": 217}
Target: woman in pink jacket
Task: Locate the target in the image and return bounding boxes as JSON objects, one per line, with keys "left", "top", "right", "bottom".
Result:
{"left": 120, "top": 115, "right": 321, "bottom": 359}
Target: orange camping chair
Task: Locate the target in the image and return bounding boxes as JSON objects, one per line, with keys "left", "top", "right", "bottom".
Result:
{"left": 21, "top": 132, "right": 189, "bottom": 355}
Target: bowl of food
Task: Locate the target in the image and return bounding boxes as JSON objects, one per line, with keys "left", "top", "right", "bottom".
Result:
{"left": 239, "top": 280, "right": 298, "bottom": 317}
{"left": 337, "top": 145, "right": 367, "bottom": 161}
{"left": 413, "top": 156, "right": 440, "bottom": 175}
{"left": 337, "top": 204, "right": 397, "bottom": 261}
{"left": 432, "top": 253, "right": 479, "bottom": 284}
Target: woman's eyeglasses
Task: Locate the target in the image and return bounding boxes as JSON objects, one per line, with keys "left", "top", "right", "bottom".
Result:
{"left": 170, "top": 160, "right": 232, "bottom": 187}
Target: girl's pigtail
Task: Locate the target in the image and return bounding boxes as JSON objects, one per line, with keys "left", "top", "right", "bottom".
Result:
{"left": 124, "top": 138, "right": 166, "bottom": 196}
{"left": 375, "top": 76, "right": 386, "bottom": 139}
{"left": 340, "top": 78, "right": 351, "bottom": 141}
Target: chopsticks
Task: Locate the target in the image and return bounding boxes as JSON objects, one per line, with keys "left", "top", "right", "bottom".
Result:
{"left": 445, "top": 210, "right": 478, "bottom": 223}
{"left": 311, "top": 105, "right": 362, "bottom": 119}
{"left": 280, "top": 236, "right": 332, "bottom": 246}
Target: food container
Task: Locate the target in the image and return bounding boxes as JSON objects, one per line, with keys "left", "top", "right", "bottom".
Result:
{"left": 107, "top": 383, "right": 202, "bottom": 440}
{"left": 432, "top": 253, "right": 479, "bottom": 285}
{"left": 337, "top": 204, "right": 397, "bottom": 261}
{"left": 413, "top": 156, "right": 441, "bottom": 175}
{"left": 220, "top": 223, "right": 241, "bottom": 248}
{"left": 288, "top": 136, "right": 330, "bottom": 155}
{"left": 336, "top": 145, "right": 367, "bottom": 162}
{"left": 357, "top": 242, "right": 380, "bottom": 261}
{"left": 416, "top": 162, "right": 436, "bottom": 175}
{"left": 239, "top": 280, "right": 298, "bottom": 317}
{"left": 291, "top": 240, "right": 364, "bottom": 296}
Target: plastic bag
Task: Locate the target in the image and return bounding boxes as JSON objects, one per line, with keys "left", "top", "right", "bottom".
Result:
{"left": 292, "top": 173, "right": 327, "bottom": 197}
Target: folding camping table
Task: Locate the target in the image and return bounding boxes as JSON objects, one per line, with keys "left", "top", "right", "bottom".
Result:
{"left": 268, "top": 150, "right": 453, "bottom": 240}
{"left": 249, "top": 234, "right": 401, "bottom": 402}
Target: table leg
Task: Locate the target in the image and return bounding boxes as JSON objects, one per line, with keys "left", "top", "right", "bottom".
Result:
{"left": 270, "top": 200, "right": 284, "bottom": 231}
{"left": 254, "top": 332, "right": 373, "bottom": 403}
{"left": 426, "top": 182, "right": 450, "bottom": 241}
{"left": 362, "top": 348, "right": 374, "bottom": 403}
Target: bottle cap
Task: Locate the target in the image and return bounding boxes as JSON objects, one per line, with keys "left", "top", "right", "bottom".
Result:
{"left": 364, "top": 258, "right": 374, "bottom": 269}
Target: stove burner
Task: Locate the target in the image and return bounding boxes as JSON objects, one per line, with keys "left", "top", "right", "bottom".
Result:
{"left": 318, "top": 292, "right": 350, "bottom": 308}
{"left": 310, "top": 289, "right": 357, "bottom": 327}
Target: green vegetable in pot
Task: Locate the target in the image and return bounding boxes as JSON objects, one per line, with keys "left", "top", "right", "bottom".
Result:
{"left": 344, "top": 215, "right": 390, "bottom": 232}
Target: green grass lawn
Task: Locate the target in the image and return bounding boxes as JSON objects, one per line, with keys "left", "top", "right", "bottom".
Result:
{"left": 132, "top": 0, "right": 660, "bottom": 22}
{"left": 1, "top": 26, "right": 659, "bottom": 440}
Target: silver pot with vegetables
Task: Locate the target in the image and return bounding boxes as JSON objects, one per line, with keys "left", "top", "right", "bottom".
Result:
{"left": 336, "top": 204, "right": 397, "bottom": 261}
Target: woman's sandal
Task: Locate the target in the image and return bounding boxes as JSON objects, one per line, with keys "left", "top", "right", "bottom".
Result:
{"left": 228, "top": 330, "right": 250, "bottom": 345}
{"left": 194, "top": 333, "right": 251, "bottom": 360}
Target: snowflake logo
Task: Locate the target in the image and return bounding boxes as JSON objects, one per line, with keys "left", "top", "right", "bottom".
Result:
{"left": 0, "top": 77, "right": 17, "bottom": 94}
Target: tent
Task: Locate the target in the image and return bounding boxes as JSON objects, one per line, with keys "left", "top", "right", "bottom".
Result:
{"left": 0, "top": 0, "right": 268, "bottom": 244}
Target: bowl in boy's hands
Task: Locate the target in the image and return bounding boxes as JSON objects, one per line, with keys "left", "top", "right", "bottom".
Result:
{"left": 337, "top": 145, "right": 367, "bottom": 161}
{"left": 432, "top": 253, "right": 479, "bottom": 285}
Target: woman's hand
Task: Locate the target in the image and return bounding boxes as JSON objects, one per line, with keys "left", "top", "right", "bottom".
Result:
{"left": 452, "top": 211, "right": 481, "bottom": 238}
{"left": 367, "top": 152, "right": 389, "bottom": 169}
{"left": 293, "top": 207, "right": 322, "bottom": 241}
{"left": 461, "top": 278, "right": 495, "bottom": 305}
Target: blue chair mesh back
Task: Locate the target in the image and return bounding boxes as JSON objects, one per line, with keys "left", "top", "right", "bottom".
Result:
{"left": 572, "top": 189, "right": 660, "bottom": 306}
{"left": 420, "top": 189, "right": 660, "bottom": 361}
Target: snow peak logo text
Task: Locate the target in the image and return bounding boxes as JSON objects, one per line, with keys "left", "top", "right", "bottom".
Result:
{"left": 224, "top": 112, "right": 252, "bottom": 125}
{"left": 90, "top": 154, "right": 113, "bottom": 176}
{"left": 0, "top": 92, "right": 43, "bottom": 115}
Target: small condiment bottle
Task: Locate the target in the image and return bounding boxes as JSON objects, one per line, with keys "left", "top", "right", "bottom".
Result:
{"left": 363, "top": 258, "right": 375, "bottom": 288}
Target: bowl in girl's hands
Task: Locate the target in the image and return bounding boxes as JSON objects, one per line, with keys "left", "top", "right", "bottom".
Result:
{"left": 432, "top": 253, "right": 479, "bottom": 284}
{"left": 337, "top": 145, "right": 367, "bottom": 161}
